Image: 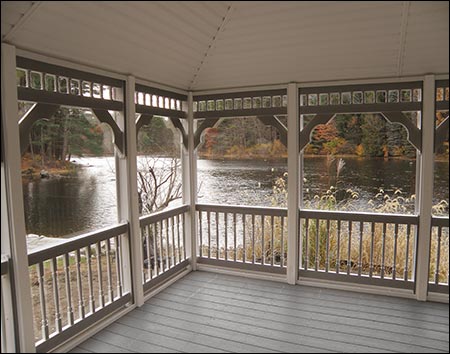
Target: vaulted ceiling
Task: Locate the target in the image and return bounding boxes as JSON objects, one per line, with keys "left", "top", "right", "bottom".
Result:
{"left": 2, "top": 1, "right": 449, "bottom": 91}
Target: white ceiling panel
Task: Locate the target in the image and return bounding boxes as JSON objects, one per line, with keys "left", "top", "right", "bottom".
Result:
{"left": 2, "top": 1, "right": 448, "bottom": 91}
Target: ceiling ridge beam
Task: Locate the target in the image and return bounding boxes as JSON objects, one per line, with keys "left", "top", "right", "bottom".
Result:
{"left": 397, "top": 1, "right": 411, "bottom": 77}
{"left": 2, "top": 1, "right": 42, "bottom": 42}
{"left": 188, "top": 3, "right": 234, "bottom": 90}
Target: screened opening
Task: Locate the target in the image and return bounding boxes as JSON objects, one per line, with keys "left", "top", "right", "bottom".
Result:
{"left": 196, "top": 116, "right": 287, "bottom": 207}
{"left": 136, "top": 116, "right": 182, "bottom": 216}
{"left": 196, "top": 116, "right": 288, "bottom": 267}
{"left": 302, "top": 113, "right": 418, "bottom": 214}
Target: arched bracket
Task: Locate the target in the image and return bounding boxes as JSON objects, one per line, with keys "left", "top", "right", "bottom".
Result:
{"left": 194, "top": 118, "right": 221, "bottom": 149}
{"left": 257, "top": 115, "right": 288, "bottom": 147}
{"left": 168, "top": 117, "right": 188, "bottom": 149}
{"left": 299, "top": 113, "right": 335, "bottom": 151}
{"left": 19, "top": 103, "right": 60, "bottom": 155}
{"left": 380, "top": 111, "right": 422, "bottom": 152}
{"left": 435, "top": 116, "right": 449, "bottom": 153}
{"left": 136, "top": 113, "right": 153, "bottom": 134}
{"left": 136, "top": 114, "right": 188, "bottom": 149}
{"left": 92, "top": 109, "right": 125, "bottom": 155}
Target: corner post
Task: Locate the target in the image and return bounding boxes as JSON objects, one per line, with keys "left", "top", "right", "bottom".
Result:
{"left": 1, "top": 43, "right": 36, "bottom": 352}
{"left": 287, "top": 83, "right": 300, "bottom": 284}
{"left": 115, "top": 76, "right": 144, "bottom": 305}
{"left": 415, "top": 75, "right": 435, "bottom": 301}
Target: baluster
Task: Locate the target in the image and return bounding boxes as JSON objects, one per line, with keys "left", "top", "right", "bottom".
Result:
{"left": 115, "top": 235, "right": 123, "bottom": 297}
{"left": 347, "top": 221, "right": 352, "bottom": 275}
{"left": 233, "top": 213, "right": 237, "bottom": 262}
{"left": 171, "top": 216, "right": 176, "bottom": 265}
{"left": 224, "top": 213, "right": 228, "bottom": 261}
{"left": 404, "top": 224, "right": 411, "bottom": 281}
{"left": 369, "top": 222, "right": 375, "bottom": 278}
{"left": 105, "top": 239, "right": 114, "bottom": 302}
{"left": 358, "top": 221, "right": 363, "bottom": 276}
{"left": 86, "top": 246, "right": 95, "bottom": 314}
{"left": 159, "top": 221, "right": 165, "bottom": 272}
{"left": 37, "top": 262, "right": 49, "bottom": 340}
{"left": 96, "top": 241, "right": 104, "bottom": 308}
{"left": 166, "top": 218, "right": 171, "bottom": 269}
{"left": 305, "top": 218, "right": 309, "bottom": 270}
{"left": 393, "top": 224, "right": 399, "bottom": 280}
{"left": 171, "top": 217, "right": 176, "bottom": 266}
{"left": 243, "top": 214, "right": 246, "bottom": 262}
{"left": 177, "top": 214, "right": 181, "bottom": 264}
{"left": 336, "top": 220, "right": 341, "bottom": 274}
{"left": 280, "top": 216, "right": 285, "bottom": 267}
{"left": 51, "top": 258, "right": 62, "bottom": 332}
{"left": 315, "top": 219, "right": 320, "bottom": 271}
{"left": 64, "top": 253, "right": 74, "bottom": 325}
{"left": 252, "top": 214, "right": 256, "bottom": 264}
{"left": 216, "top": 211, "right": 219, "bottom": 260}
{"left": 74, "top": 249, "right": 86, "bottom": 319}
{"left": 381, "top": 223, "right": 387, "bottom": 279}
{"left": 144, "top": 226, "right": 152, "bottom": 281}
{"left": 261, "top": 215, "right": 265, "bottom": 265}
{"left": 199, "top": 211, "right": 203, "bottom": 257}
{"left": 435, "top": 226, "right": 442, "bottom": 284}
{"left": 152, "top": 223, "right": 159, "bottom": 275}
{"left": 325, "top": 219, "right": 330, "bottom": 272}
{"left": 206, "top": 211, "right": 211, "bottom": 259}
{"left": 271, "top": 215, "right": 275, "bottom": 267}
{"left": 182, "top": 212, "right": 186, "bottom": 261}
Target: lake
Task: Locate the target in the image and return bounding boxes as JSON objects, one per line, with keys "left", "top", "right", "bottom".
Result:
{"left": 22, "top": 156, "right": 449, "bottom": 238}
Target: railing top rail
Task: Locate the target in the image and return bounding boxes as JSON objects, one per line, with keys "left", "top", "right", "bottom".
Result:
{"left": 139, "top": 204, "right": 190, "bottom": 227}
{"left": 28, "top": 222, "right": 128, "bottom": 266}
{"left": 196, "top": 203, "right": 288, "bottom": 217}
{"left": 431, "top": 216, "right": 449, "bottom": 227}
{"left": 1, "top": 255, "right": 9, "bottom": 276}
{"left": 300, "top": 209, "right": 419, "bottom": 224}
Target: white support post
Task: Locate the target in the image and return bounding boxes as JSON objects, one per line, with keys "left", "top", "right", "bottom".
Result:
{"left": 115, "top": 76, "right": 144, "bottom": 306}
{"left": 1, "top": 43, "right": 36, "bottom": 352}
{"left": 183, "top": 92, "right": 198, "bottom": 270}
{"left": 287, "top": 83, "right": 300, "bottom": 285}
{"left": 415, "top": 75, "right": 435, "bottom": 301}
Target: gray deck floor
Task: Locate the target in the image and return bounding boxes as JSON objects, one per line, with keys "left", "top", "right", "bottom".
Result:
{"left": 70, "top": 271, "right": 449, "bottom": 353}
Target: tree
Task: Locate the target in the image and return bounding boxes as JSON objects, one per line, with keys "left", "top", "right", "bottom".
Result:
{"left": 360, "top": 114, "right": 386, "bottom": 157}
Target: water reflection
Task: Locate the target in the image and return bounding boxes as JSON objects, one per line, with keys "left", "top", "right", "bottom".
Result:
{"left": 22, "top": 156, "right": 448, "bottom": 238}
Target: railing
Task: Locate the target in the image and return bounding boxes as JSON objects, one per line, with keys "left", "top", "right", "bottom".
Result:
{"left": 139, "top": 205, "right": 190, "bottom": 292}
{"left": 1, "top": 255, "right": 15, "bottom": 353}
{"left": 429, "top": 216, "right": 449, "bottom": 293}
{"left": 196, "top": 204, "right": 288, "bottom": 274}
{"left": 299, "top": 210, "right": 418, "bottom": 289}
{"left": 27, "top": 223, "right": 131, "bottom": 353}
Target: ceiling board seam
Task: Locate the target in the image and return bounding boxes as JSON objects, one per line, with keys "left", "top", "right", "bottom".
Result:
{"left": 2, "top": 1, "right": 42, "bottom": 42}
{"left": 188, "top": 3, "right": 234, "bottom": 90}
{"left": 397, "top": 1, "right": 410, "bottom": 77}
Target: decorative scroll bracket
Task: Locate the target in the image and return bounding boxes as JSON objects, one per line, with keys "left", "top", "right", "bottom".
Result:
{"left": 19, "top": 103, "right": 60, "bottom": 155}
{"left": 168, "top": 117, "right": 188, "bottom": 149}
{"left": 135, "top": 114, "right": 188, "bottom": 149}
{"left": 380, "top": 111, "right": 422, "bottom": 152}
{"left": 257, "top": 115, "right": 288, "bottom": 147}
{"left": 92, "top": 109, "right": 125, "bottom": 155}
{"left": 194, "top": 118, "right": 221, "bottom": 149}
{"left": 299, "top": 113, "right": 335, "bottom": 152}
{"left": 435, "top": 116, "right": 449, "bottom": 153}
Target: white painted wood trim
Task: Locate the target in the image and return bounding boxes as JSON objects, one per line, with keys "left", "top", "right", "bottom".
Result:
{"left": 415, "top": 75, "right": 435, "bottom": 301}
{"left": 1, "top": 43, "right": 36, "bottom": 353}
{"left": 125, "top": 76, "right": 144, "bottom": 306}
{"left": 197, "top": 265, "right": 287, "bottom": 284}
{"left": 287, "top": 83, "right": 300, "bottom": 285}
{"left": 297, "top": 277, "right": 416, "bottom": 301}
{"left": 188, "top": 92, "right": 198, "bottom": 270}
